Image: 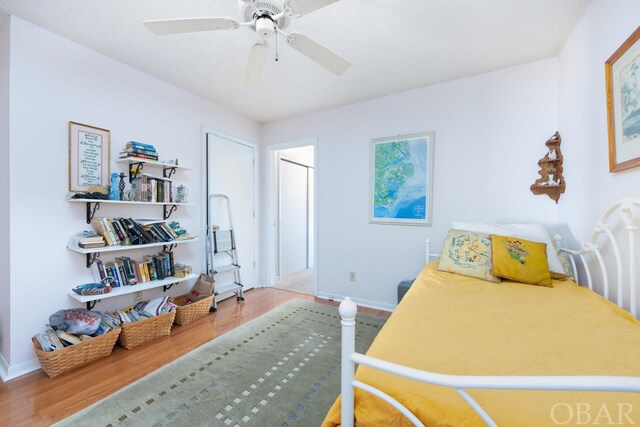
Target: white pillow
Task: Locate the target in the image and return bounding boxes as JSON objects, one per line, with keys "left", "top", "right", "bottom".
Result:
{"left": 451, "top": 222, "right": 565, "bottom": 275}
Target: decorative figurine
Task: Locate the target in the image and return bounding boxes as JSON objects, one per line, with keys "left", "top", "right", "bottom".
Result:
{"left": 118, "top": 173, "right": 126, "bottom": 201}
{"left": 547, "top": 174, "right": 557, "bottom": 186}
{"left": 109, "top": 173, "right": 120, "bottom": 200}
{"left": 548, "top": 149, "right": 557, "bottom": 161}
{"left": 176, "top": 185, "right": 189, "bottom": 203}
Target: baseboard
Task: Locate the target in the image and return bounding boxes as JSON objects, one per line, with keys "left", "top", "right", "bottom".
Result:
{"left": 0, "top": 353, "right": 40, "bottom": 382}
{"left": 315, "top": 292, "right": 396, "bottom": 313}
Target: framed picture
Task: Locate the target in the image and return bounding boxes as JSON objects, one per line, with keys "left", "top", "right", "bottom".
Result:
{"left": 68, "top": 121, "right": 110, "bottom": 192}
{"left": 606, "top": 26, "right": 640, "bottom": 173}
{"left": 369, "top": 132, "right": 435, "bottom": 226}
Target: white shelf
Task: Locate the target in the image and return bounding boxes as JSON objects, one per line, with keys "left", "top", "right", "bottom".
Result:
{"left": 68, "top": 237, "right": 199, "bottom": 254}
{"left": 68, "top": 273, "right": 198, "bottom": 304}
{"left": 68, "top": 199, "right": 194, "bottom": 206}
{"left": 116, "top": 158, "right": 192, "bottom": 171}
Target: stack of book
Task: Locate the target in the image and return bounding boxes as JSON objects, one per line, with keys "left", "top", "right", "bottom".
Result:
{"left": 92, "top": 250, "right": 176, "bottom": 287}
{"left": 119, "top": 141, "right": 159, "bottom": 162}
{"left": 115, "top": 297, "right": 176, "bottom": 323}
{"left": 131, "top": 175, "right": 172, "bottom": 203}
{"left": 89, "top": 217, "right": 186, "bottom": 246}
{"left": 78, "top": 235, "right": 105, "bottom": 249}
{"left": 34, "top": 313, "right": 121, "bottom": 352}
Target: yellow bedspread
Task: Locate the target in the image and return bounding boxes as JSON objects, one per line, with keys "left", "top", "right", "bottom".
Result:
{"left": 323, "top": 263, "right": 640, "bottom": 426}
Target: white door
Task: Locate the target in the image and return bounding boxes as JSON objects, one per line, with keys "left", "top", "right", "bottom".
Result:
{"left": 279, "top": 159, "right": 309, "bottom": 277}
{"left": 207, "top": 133, "right": 256, "bottom": 290}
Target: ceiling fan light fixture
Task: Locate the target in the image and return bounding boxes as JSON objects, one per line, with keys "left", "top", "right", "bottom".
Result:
{"left": 256, "top": 16, "right": 275, "bottom": 38}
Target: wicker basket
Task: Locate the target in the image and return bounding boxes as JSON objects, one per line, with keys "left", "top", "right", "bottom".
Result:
{"left": 32, "top": 328, "right": 121, "bottom": 378}
{"left": 118, "top": 310, "right": 175, "bottom": 350}
{"left": 174, "top": 294, "right": 214, "bottom": 326}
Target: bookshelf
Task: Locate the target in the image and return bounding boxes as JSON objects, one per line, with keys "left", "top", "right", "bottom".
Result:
{"left": 68, "top": 199, "right": 194, "bottom": 224}
{"left": 68, "top": 237, "right": 199, "bottom": 268}
{"left": 68, "top": 273, "right": 198, "bottom": 309}
{"left": 68, "top": 155, "right": 198, "bottom": 309}
{"left": 115, "top": 158, "right": 192, "bottom": 182}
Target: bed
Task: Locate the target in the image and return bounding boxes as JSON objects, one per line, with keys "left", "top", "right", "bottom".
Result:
{"left": 324, "top": 197, "right": 640, "bottom": 426}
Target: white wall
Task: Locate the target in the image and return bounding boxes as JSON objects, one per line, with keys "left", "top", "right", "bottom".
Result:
{"left": 262, "top": 58, "right": 559, "bottom": 309}
{"left": 0, "top": 15, "right": 11, "bottom": 366}
{"left": 3, "top": 16, "right": 260, "bottom": 375}
{"left": 557, "top": 0, "right": 640, "bottom": 246}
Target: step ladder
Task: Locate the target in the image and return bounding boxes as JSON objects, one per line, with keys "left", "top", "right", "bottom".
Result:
{"left": 207, "top": 194, "right": 245, "bottom": 312}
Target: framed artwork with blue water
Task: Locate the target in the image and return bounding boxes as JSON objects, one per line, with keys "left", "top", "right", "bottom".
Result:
{"left": 606, "top": 26, "right": 640, "bottom": 173}
{"left": 369, "top": 132, "right": 434, "bottom": 226}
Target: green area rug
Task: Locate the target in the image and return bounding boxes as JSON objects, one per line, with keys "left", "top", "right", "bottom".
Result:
{"left": 56, "top": 299, "right": 386, "bottom": 427}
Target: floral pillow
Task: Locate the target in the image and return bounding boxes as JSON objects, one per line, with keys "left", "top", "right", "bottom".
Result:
{"left": 438, "top": 229, "right": 501, "bottom": 283}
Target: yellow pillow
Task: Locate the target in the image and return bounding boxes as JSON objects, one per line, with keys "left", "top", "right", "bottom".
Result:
{"left": 490, "top": 234, "right": 552, "bottom": 287}
{"left": 438, "top": 229, "right": 501, "bottom": 283}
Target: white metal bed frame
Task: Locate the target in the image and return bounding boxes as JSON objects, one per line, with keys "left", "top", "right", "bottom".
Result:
{"left": 339, "top": 197, "right": 640, "bottom": 427}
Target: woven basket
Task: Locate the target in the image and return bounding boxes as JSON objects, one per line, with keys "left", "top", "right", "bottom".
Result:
{"left": 174, "top": 294, "right": 214, "bottom": 326}
{"left": 118, "top": 311, "right": 175, "bottom": 350}
{"left": 32, "top": 328, "right": 121, "bottom": 378}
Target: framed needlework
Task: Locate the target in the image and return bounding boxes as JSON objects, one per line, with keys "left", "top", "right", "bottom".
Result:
{"left": 68, "top": 121, "right": 110, "bottom": 192}
{"left": 369, "top": 132, "right": 435, "bottom": 226}
{"left": 606, "top": 26, "right": 640, "bottom": 172}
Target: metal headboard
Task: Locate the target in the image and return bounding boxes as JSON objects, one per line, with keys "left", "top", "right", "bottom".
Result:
{"left": 424, "top": 197, "right": 640, "bottom": 317}
{"left": 561, "top": 197, "right": 640, "bottom": 317}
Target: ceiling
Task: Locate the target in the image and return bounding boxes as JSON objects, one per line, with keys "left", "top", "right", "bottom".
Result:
{"left": 0, "top": 0, "right": 589, "bottom": 123}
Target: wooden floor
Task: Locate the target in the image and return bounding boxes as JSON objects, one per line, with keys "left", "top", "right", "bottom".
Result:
{"left": 0, "top": 288, "right": 389, "bottom": 426}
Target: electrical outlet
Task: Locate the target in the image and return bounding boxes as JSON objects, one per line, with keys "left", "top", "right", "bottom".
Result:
{"left": 133, "top": 291, "right": 143, "bottom": 303}
{"left": 349, "top": 272, "right": 356, "bottom": 282}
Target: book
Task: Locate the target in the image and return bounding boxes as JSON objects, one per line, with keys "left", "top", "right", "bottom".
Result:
{"left": 111, "top": 220, "right": 126, "bottom": 241}
{"left": 146, "top": 258, "right": 157, "bottom": 281}
{"left": 79, "top": 241, "right": 106, "bottom": 249}
{"left": 119, "top": 152, "right": 159, "bottom": 161}
{"left": 107, "top": 219, "right": 122, "bottom": 245}
{"left": 149, "top": 179, "right": 158, "bottom": 203}
{"left": 158, "top": 222, "right": 179, "bottom": 239}
{"left": 92, "top": 259, "right": 106, "bottom": 281}
{"left": 79, "top": 236, "right": 105, "bottom": 244}
{"left": 153, "top": 256, "right": 166, "bottom": 280}
{"left": 55, "top": 330, "right": 82, "bottom": 346}
{"left": 121, "top": 147, "right": 158, "bottom": 156}
{"left": 116, "top": 257, "right": 137, "bottom": 285}
{"left": 116, "top": 262, "right": 128, "bottom": 286}
{"left": 142, "top": 261, "right": 151, "bottom": 282}
{"left": 90, "top": 217, "right": 113, "bottom": 246}
{"left": 45, "top": 326, "right": 65, "bottom": 350}
{"left": 131, "top": 260, "right": 142, "bottom": 283}
{"left": 105, "top": 262, "right": 120, "bottom": 287}
{"left": 101, "top": 217, "right": 119, "bottom": 246}
{"left": 160, "top": 250, "right": 174, "bottom": 277}
{"left": 127, "top": 141, "right": 156, "bottom": 151}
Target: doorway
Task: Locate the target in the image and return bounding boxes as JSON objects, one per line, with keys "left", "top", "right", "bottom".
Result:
{"left": 205, "top": 132, "right": 257, "bottom": 300}
{"left": 274, "top": 145, "right": 315, "bottom": 295}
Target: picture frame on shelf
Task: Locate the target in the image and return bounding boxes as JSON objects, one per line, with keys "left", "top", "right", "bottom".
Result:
{"left": 69, "top": 121, "right": 111, "bottom": 192}
{"left": 606, "top": 26, "right": 640, "bottom": 173}
{"left": 369, "top": 132, "right": 435, "bottom": 226}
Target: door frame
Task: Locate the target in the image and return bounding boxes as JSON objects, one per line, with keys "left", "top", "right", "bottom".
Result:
{"left": 266, "top": 138, "right": 317, "bottom": 295}
{"left": 202, "top": 127, "right": 259, "bottom": 289}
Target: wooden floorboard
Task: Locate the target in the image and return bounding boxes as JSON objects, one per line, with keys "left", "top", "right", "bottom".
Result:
{"left": 0, "top": 288, "right": 390, "bottom": 426}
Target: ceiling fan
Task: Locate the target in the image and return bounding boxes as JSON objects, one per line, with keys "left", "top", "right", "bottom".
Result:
{"left": 143, "top": 0, "right": 351, "bottom": 86}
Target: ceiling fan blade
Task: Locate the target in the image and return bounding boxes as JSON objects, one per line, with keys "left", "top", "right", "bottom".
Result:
{"left": 245, "top": 42, "right": 269, "bottom": 87}
{"left": 143, "top": 17, "right": 239, "bottom": 35}
{"left": 286, "top": 33, "right": 350, "bottom": 75}
{"left": 285, "top": 0, "right": 340, "bottom": 17}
